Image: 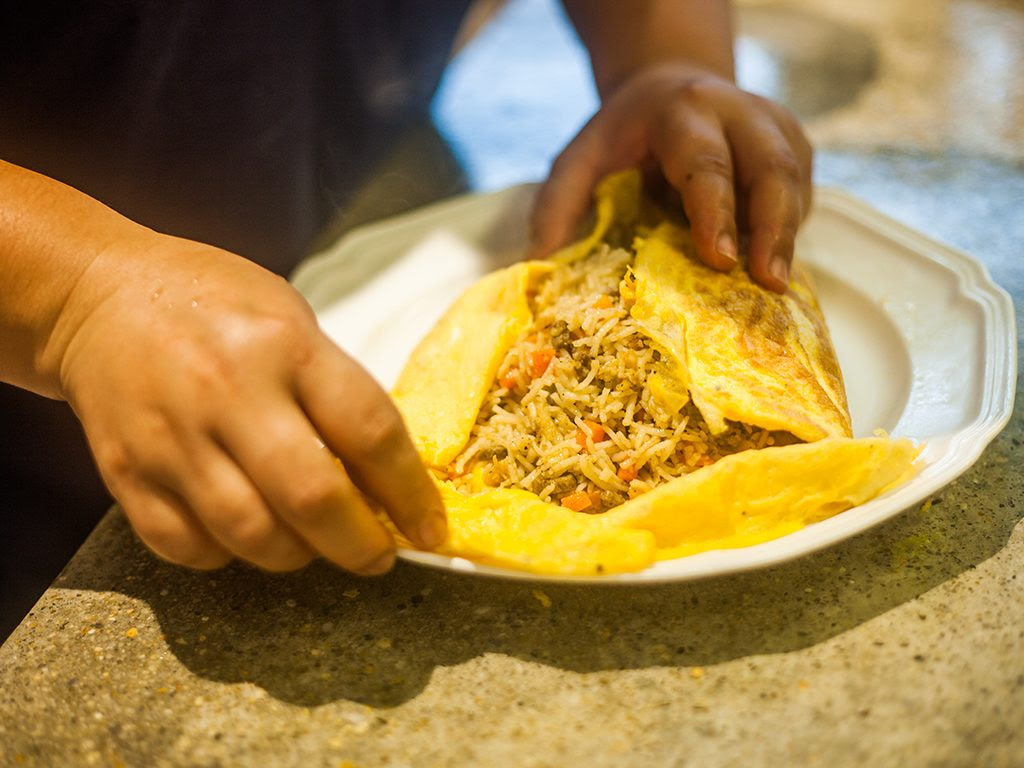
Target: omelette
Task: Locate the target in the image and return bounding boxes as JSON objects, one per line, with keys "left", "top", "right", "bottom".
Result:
{"left": 391, "top": 169, "right": 920, "bottom": 575}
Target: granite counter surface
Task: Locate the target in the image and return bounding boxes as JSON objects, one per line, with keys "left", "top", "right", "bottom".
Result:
{"left": 2, "top": 1, "right": 1021, "bottom": 766}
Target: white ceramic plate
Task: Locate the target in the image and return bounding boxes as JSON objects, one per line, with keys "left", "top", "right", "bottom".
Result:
{"left": 291, "top": 184, "right": 1017, "bottom": 583}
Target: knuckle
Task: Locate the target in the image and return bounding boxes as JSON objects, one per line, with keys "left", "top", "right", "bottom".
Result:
{"left": 95, "top": 432, "right": 174, "bottom": 488}
{"left": 356, "top": 406, "right": 407, "bottom": 460}
{"left": 119, "top": 488, "right": 231, "bottom": 570}
{"left": 185, "top": 312, "right": 316, "bottom": 386}
{"left": 217, "top": 504, "right": 278, "bottom": 555}
{"left": 766, "top": 97, "right": 803, "bottom": 129}
{"left": 281, "top": 473, "right": 345, "bottom": 528}
{"left": 219, "top": 510, "right": 317, "bottom": 571}
{"left": 761, "top": 150, "right": 803, "bottom": 186}
{"left": 93, "top": 441, "right": 132, "bottom": 490}
{"left": 755, "top": 220, "right": 797, "bottom": 247}
{"left": 247, "top": 426, "right": 299, "bottom": 467}
{"left": 673, "top": 77, "right": 721, "bottom": 105}
{"left": 773, "top": 229, "right": 798, "bottom": 253}
{"left": 205, "top": 493, "right": 315, "bottom": 571}
{"left": 686, "top": 151, "right": 733, "bottom": 180}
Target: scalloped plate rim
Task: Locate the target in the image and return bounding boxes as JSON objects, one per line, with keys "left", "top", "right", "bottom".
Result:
{"left": 292, "top": 183, "right": 1016, "bottom": 584}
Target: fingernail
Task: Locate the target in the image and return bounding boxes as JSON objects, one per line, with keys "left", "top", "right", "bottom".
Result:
{"left": 419, "top": 515, "right": 448, "bottom": 549}
{"left": 716, "top": 233, "right": 738, "bottom": 266}
{"left": 769, "top": 256, "right": 790, "bottom": 288}
{"left": 360, "top": 550, "right": 396, "bottom": 576}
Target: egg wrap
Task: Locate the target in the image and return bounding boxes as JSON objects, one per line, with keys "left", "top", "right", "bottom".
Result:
{"left": 391, "top": 169, "right": 921, "bottom": 575}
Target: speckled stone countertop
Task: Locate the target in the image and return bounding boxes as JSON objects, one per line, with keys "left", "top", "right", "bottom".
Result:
{"left": 2, "top": 1, "right": 1021, "bottom": 766}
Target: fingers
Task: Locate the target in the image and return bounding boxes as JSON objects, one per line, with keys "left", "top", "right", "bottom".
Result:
{"left": 744, "top": 173, "right": 802, "bottom": 292}
{"left": 529, "top": 97, "right": 651, "bottom": 259}
{"left": 532, "top": 65, "right": 813, "bottom": 294}
{"left": 219, "top": 396, "right": 400, "bottom": 576}
{"left": 769, "top": 101, "right": 815, "bottom": 217}
{"left": 297, "top": 340, "right": 448, "bottom": 551}
{"left": 107, "top": 374, "right": 409, "bottom": 575}
{"left": 650, "top": 102, "right": 738, "bottom": 272}
{"left": 727, "top": 109, "right": 809, "bottom": 293}
{"left": 653, "top": 94, "right": 808, "bottom": 291}
{"left": 117, "top": 481, "right": 233, "bottom": 571}
{"left": 528, "top": 121, "right": 611, "bottom": 259}
{"left": 66, "top": 239, "right": 436, "bottom": 579}
{"left": 108, "top": 435, "right": 322, "bottom": 573}
{"left": 178, "top": 448, "right": 317, "bottom": 572}
{"left": 114, "top": 398, "right": 404, "bottom": 576}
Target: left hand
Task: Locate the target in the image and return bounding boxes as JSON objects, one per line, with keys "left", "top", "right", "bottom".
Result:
{"left": 55, "top": 233, "right": 446, "bottom": 575}
{"left": 529, "top": 62, "right": 813, "bottom": 293}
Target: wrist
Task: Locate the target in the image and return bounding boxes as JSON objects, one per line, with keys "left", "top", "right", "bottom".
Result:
{"left": 601, "top": 58, "right": 736, "bottom": 101}
{"left": 563, "top": 0, "right": 735, "bottom": 97}
{"left": 0, "top": 162, "right": 155, "bottom": 397}
{"left": 38, "top": 230, "right": 151, "bottom": 401}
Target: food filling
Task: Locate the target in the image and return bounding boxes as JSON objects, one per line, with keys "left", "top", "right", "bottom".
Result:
{"left": 447, "top": 246, "right": 799, "bottom": 513}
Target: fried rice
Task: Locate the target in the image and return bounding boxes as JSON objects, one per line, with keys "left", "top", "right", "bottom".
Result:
{"left": 448, "top": 246, "right": 797, "bottom": 513}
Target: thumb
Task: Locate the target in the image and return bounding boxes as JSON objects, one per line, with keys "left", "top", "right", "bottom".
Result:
{"left": 528, "top": 122, "right": 613, "bottom": 259}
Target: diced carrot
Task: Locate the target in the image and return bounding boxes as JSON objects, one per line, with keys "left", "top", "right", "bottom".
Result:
{"left": 617, "top": 464, "right": 637, "bottom": 482}
{"left": 530, "top": 347, "right": 556, "bottom": 378}
{"left": 561, "top": 490, "right": 593, "bottom": 512}
{"left": 499, "top": 370, "right": 518, "bottom": 389}
{"left": 592, "top": 294, "right": 614, "bottom": 309}
{"left": 576, "top": 420, "right": 606, "bottom": 449}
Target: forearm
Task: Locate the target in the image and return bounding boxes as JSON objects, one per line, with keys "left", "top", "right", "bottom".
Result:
{"left": 0, "top": 159, "right": 154, "bottom": 397}
{"left": 561, "top": 0, "right": 735, "bottom": 96}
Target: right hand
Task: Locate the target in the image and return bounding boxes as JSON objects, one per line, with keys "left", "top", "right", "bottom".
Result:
{"left": 54, "top": 231, "right": 446, "bottom": 575}
{"left": 530, "top": 62, "right": 813, "bottom": 293}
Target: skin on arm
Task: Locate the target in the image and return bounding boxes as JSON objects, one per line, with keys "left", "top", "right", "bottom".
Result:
{"left": 0, "top": 160, "right": 446, "bottom": 574}
{"left": 533, "top": 0, "right": 813, "bottom": 293}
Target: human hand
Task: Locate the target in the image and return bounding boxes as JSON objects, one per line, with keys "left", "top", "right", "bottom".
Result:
{"left": 54, "top": 233, "right": 446, "bottom": 574}
{"left": 529, "top": 62, "right": 812, "bottom": 293}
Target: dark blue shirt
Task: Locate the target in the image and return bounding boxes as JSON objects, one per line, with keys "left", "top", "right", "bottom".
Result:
{"left": 1, "top": 0, "right": 473, "bottom": 273}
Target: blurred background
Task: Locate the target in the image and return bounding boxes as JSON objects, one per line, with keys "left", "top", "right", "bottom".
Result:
{"left": 433, "top": 0, "right": 1024, "bottom": 189}
{"left": 333, "top": 0, "right": 1022, "bottom": 292}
